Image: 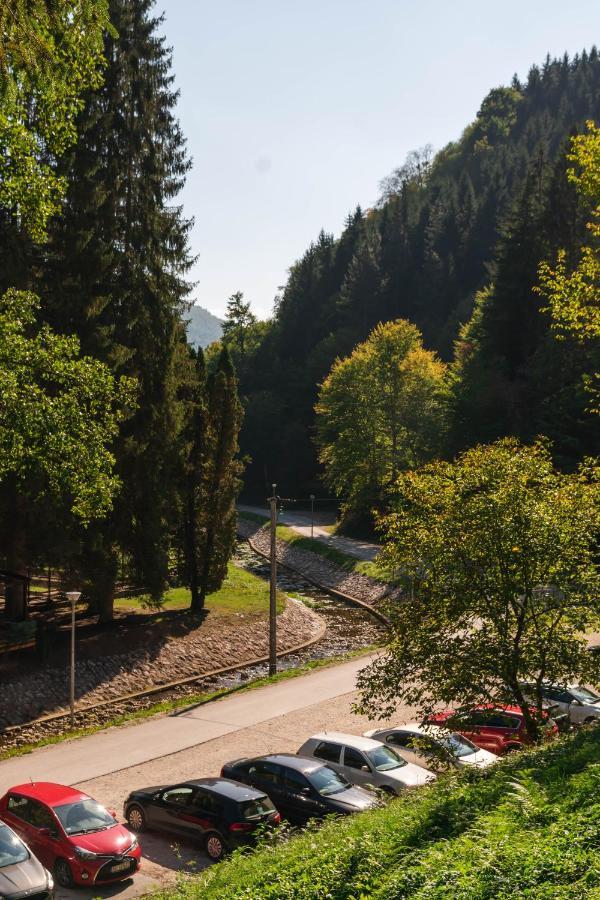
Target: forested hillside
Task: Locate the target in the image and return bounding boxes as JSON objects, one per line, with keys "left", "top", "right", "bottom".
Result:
{"left": 234, "top": 51, "right": 600, "bottom": 501}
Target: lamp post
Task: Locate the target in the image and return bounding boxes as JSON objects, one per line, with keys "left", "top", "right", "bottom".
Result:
{"left": 66, "top": 591, "right": 81, "bottom": 729}
{"left": 268, "top": 485, "right": 277, "bottom": 676}
{"left": 309, "top": 494, "right": 315, "bottom": 542}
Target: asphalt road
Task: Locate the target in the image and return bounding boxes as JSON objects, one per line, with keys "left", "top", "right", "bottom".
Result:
{"left": 0, "top": 653, "right": 413, "bottom": 899}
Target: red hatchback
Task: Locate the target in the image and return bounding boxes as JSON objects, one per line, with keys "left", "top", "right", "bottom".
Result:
{"left": 428, "top": 704, "right": 558, "bottom": 755}
{"left": 0, "top": 783, "right": 141, "bottom": 888}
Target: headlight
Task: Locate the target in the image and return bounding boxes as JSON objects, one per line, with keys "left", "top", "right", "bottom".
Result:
{"left": 46, "top": 869, "right": 54, "bottom": 890}
{"left": 74, "top": 846, "right": 98, "bottom": 860}
{"left": 129, "top": 834, "right": 139, "bottom": 851}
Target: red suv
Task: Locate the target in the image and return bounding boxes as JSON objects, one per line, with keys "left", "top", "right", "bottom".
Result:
{"left": 428, "top": 704, "right": 558, "bottom": 755}
{"left": 0, "top": 782, "right": 141, "bottom": 888}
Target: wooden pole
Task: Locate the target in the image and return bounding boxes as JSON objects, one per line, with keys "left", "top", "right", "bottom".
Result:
{"left": 269, "top": 484, "right": 277, "bottom": 676}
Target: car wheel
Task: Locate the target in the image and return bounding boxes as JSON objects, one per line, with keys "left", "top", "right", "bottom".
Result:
{"left": 503, "top": 744, "right": 521, "bottom": 754}
{"left": 54, "top": 858, "right": 74, "bottom": 888}
{"left": 584, "top": 716, "right": 597, "bottom": 725}
{"left": 126, "top": 803, "right": 147, "bottom": 832}
{"left": 205, "top": 831, "right": 225, "bottom": 862}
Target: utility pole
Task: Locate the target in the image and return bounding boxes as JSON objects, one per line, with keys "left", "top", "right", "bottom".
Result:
{"left": 268, "top": 484, "right": 277, "bottom": 676}
{"left": 66, "top": 591, "right": 81, "bottom": 728}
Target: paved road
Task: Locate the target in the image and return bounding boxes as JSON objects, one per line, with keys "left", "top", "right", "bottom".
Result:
{"left": 0, "top": 653, "right": 409, "bottom": 899}
{"left": 238, "top": 503, "right": 380, "bottom": 562}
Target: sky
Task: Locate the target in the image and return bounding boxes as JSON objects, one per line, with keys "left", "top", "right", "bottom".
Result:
{"left": 160, "top": 0, "right": 600, "bottom": 319}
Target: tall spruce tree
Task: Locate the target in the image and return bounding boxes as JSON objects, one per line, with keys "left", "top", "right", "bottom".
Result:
{"left": 41, "top": 0, "right": 194, "bottom": 620}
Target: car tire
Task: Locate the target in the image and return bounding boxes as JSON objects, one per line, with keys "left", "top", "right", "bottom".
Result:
{"left": 584, "top": 716, "right": 597, "bottom": 725}
{"left": 205, "top": 831, "right": 226, "bottom": 862}
{"left": 126, "top": 803, "right": 147, "bottom": 832}
{"left": 54, "top": 858, "right": 74, "bottom": 888}
{"left": 503, "top": 744, "right": 522, "bottom": 754}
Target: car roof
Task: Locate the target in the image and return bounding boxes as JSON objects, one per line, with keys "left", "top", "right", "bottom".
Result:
{"left": 7, "top": 783, "right": 88, "bottom": 807}
{"left": 380, "top": 723, "right": 445, "bottom": 738}
{"left": 245, "top": 754, "right": 330, "bottom": 774}
{"left": 184, "top": 778, "right": 267, "bottom": 801}
{"left": 307, "top": 732, "right": 384, "bottom": 751}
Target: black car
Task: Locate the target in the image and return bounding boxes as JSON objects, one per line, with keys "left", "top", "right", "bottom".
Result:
{"left": 123, "top": 778, "right": 280, "bottom": 861}
{"left": 221, "top": 754, "right": 379, "bottom": 825}
{"left": 0, "top": 821, "right": 54, "bottom": 900}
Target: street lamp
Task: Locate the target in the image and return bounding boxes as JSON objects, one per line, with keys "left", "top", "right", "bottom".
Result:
{"left": 309, "top": 495, "right": 315, "bottom": 542}
{"left": 65, "top": 591, "right": 81, "bottom": 729}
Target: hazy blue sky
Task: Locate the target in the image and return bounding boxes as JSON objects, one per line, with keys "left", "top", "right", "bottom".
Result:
{"left": 160, "top": 0, "right": 600, "bottom": 319}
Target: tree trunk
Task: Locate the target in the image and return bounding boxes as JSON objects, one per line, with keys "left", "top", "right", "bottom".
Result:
{"left": 5, "top": 483, "right": 28, "bottom": 621}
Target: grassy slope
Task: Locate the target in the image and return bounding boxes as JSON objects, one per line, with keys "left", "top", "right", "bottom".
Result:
{"left": 155, "top": 727, "right": 600, "bottom": 899}
{"left": 114, "top": 562, "right": 285, "bottom": 616}
{"left": 238, "top": 512, "right": 394, "bottom": 584}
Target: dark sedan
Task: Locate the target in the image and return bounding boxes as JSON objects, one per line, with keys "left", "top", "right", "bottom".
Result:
{"left": 124, "top": 778, "right": 280, "bottom": 861}
{"left": 0, "top": 821, "right": 54, "bottom": 900}
{"left": 221, "top": 754, "right": 379, "bottom": 825}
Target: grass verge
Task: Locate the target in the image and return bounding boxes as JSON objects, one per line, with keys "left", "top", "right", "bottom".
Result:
{"left": 152, "top": 725, "right": 600, "bottom": 899}
{"left": 0, "top": 646, "right": 379, "bottom": 763}
{"left": 274, "top": 524, "right": 396, "bottom": 584}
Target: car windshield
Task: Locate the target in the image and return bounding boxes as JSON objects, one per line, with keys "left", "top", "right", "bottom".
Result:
{"left": 308, "top": 766, "right": 351, "bottom": 796}
{"left": 366, "top": 745, "right": 407, "bottom": 772}
{"left": 570, "top": 686, "right": 600, "bottom": 704}
{"left": 0, "top": 824, "right": 29, "bottom": 868}
{"left": 54, "top": 799, "right": 116, "bottom": 835}
{"left": 439, "top": 732, "right": 479, "bottom": 758}
{"left": 240, "top": 797, "right": 276, "bottom": 820}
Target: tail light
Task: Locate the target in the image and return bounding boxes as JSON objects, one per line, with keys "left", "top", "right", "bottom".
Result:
{"left": 272, "top": 813, "right": 281, "bottom": 824}
{"left": 229, "top": 822, "right": 254, "bottom": 833}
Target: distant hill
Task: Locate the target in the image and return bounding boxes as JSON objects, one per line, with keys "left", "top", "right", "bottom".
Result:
{"left": 185, "top": 303, "right": 223, "bottom": 348}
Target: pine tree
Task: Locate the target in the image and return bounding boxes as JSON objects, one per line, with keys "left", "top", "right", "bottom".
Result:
{"left": 195, "top": 347, "right": 244, "bottom": 609}
{"left": 41, "top": 0, "right": 194, "bottom": 620}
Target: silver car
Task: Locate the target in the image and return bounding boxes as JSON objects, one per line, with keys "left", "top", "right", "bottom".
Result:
{"left": 297, "top": 732, "right": 435, "bottom": 795}
{"left": 363, "top": 723, "right": 498, "bottom": 771}
{"left": 521, "top": 682, "right": 600, "bottom": 726}
{"left": 0, "top": 821, "right": 54, "bottom": 900}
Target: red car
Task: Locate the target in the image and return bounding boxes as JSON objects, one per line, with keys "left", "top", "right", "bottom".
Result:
{"left": 428, "top": 704, "right": 558, "bottom": 755}
{"left": 0, "top": 782, "right": 141, "bottom": 888}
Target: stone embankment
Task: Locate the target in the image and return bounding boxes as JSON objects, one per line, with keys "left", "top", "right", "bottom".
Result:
{"left": 0, "top": 597, "right": 322, "bottom": 728}
{"left": 238, "top": 518, "right": 399, "bottom": 608}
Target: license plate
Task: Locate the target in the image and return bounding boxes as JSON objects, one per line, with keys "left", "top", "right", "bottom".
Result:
{"left": 110, "top": 861, "right": 130, "bottom": 873}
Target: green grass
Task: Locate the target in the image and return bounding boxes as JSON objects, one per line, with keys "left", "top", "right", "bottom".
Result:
{"left": 0, "top": 646, "right": 379, "bottom": 763}
{"left": 274, "top": 524, "right": 396, "bottom": 584}
{"left": 152, "top": 726, "right": 600, "bottom": 899}
{"left": 114, "top": 562, "right": 285, "bottom": 616}
{"left": 238, "top": 509, "right": 270, "bottom": 525}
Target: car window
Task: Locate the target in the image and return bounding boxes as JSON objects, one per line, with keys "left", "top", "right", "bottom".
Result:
{"left": 0, "top": 824, "right": 29, "bottom": 868}
{"left": 307, "top": 766, "right": 350, "bottom": 796}
{"left": 6, "top": 795, "right": 33, "bottom": 824}
{"left": 283, "top": 768, "right": 311, "bottom": 792}
{"left": 312, "top": 741, "right": 341, "bottom": 764}
{"left": 239, "top": 797, "right": 276, "bottom": 820}
{"left": 248, "top": 761, "right": 281, "bottom": 785}
{"left": 343, "top": 747, "right": 368, "bottom": 770}
{"left": 193, "top": 791, "right": 221, "bottom": 815}
{"left": 439, "top": 732, "right": 478, "bottom": 758}
{"left": 28, "top": 801, "right": 56, "bottom": 831}
{"left": 366, "top": 745, "right": 407, "bottom": 771}
{"left": 570, "top": 686, "right": 600, "bottom": 704}
{"left": 386, "top": 732, "right": 414, "bottom": 748}
{"left": 162, "top": 787, "right": 194, "bottom": 807}
{"left": 54, "top": 799, "right": 116, "bottom": 836}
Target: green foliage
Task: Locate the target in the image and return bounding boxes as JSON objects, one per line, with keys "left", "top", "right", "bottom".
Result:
{"left": 151, "top": 727, "right": 600, "bottom": 899}
{"left": 0, "top": 0, "right": 111, "bottom": 239}
{"left": 221, "top": 292, "right": 257, "bottom": 358}
{"left": 356, "top": 439, "right": 600, "bottom": 739}
{"left": 316, "top": 319, "right": 448, "bottom": 519}
{"left": 0, "top": 289, "right": 134, "bottom": 520}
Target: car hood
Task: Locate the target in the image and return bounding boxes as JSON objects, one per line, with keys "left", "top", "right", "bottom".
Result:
{"left": 385, "top": 762, "right": 436, "bottom": 786}
{"left": 330, "top": 785, "right": 379, "bottom": 810}
{"left": 0, "top": 855, "right": 48, "bottom": 897}
{"left": 69, "top": 823, "right": 134, "bottom": 855}
{"left": 458, "top": 748, "right": 497, "bottom": 768}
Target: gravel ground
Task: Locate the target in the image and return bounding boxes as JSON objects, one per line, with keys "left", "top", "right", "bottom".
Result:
{"left": 60, "top": 688, "right": 416, "bottom": 900}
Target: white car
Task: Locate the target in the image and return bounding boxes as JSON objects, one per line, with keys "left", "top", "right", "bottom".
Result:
{"left": 363, "top": 723, "right": 498, "bottom": 771}
{"left": 520, "top": 682, "right": 600, "bottom": 726}
{"left": 297, "top": 732, "right": 435, "bottom": 795}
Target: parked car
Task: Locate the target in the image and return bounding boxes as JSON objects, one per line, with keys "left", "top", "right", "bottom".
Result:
{"left": 0, "top": 820, "right": 54, "bottom": 899}
{"left": 124, "top": 778, "right": 280, "bottom": 861}
{"left": 221, "top": 754, "right": 379, "bottom": 824}
{"left": 296, "top": 732, "right": 435, "bottom": 795}
{"left": 428, "top": 704, "right": 558, "bottom": 755}
{"left": 363, "top": 722, "right": 498, "bottom": 770}
{"left": 0, "top": 782, "right": 141, "bottom": 888}
{"left": 520, "top": 682, "right": 600, "bottom": 726}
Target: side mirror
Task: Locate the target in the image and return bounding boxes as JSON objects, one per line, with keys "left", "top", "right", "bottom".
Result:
{"left": 361, "top": 765, "right": 370, "bottom": 772}
{"left": 570, "top": 699, "right": 583, "bottom": 707}
{"left": 300, "top": 787, "right": 312, "bottom": 797}
{"left": 108, "top": 808, "right": 118, "bottom": 819}
{"left": 38, "top": 827, "right": 50, "bottom": 837}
